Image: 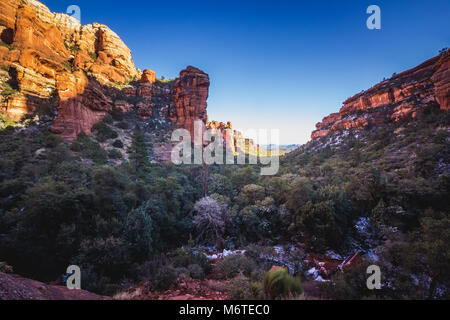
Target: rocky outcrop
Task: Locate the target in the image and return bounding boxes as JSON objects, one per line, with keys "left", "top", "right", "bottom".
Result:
{"left": 51, "top": 71, "right": 113, "bottom": 140}
{"left": 0, "top": 0, "right": 139, "bottom": 134}
{"left": 171, "top": 66, "right": 210, "bottom": 137}
{"left": 312, "top": 51, "right": 450, "bottom": 140}
{"left": 0, "top": 1, "right": 213, "bottom": 142}
{"left": 432, "top": 52, "right": 450, "bottom": 111}
{"left": 206, "top": 119, "right": 259, "bottom": 155}
{"left": 140, "top": 69, "right": 156, "bottom": 84}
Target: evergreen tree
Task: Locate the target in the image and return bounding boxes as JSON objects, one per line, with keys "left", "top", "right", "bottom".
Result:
{"left": 128, "top": 126, "right": 150, "bottom": 175}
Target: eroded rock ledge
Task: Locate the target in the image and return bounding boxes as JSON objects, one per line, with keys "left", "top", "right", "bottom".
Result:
{"left": 312, "top": 51, "right": 450, "bottom": 140}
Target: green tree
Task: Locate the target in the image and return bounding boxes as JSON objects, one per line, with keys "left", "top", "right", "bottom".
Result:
{"left": 123, "top": 204, "right": 153, "bottom": 259}
{"left": 128, "top": 127, "right": 150, "bottom": 176}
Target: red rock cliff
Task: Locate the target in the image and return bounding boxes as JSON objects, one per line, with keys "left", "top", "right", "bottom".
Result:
{"left": 0, "top": 0, "right": 211, "bottom": 141}
{"left": 170, "top": 66, "right": 210, "bottom": 137}
{"left": 312, "top": 51, "right": 450, "bottom": 140}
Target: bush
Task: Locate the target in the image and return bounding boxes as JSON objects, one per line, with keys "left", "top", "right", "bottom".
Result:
{"left": 319, "top": 261, "right": 375, "bottom": 300}
{"left": 123, "top": 205, "right": 153, "bottom": 259}
{"left": 188, "top": 264, "right": 205, "bottom": 280}
{"left": 228, "top": 274, "right": 260, "bottom": 300}
{"left": 103, "top": 114, "right": 114, "bottom": 125}
{"left": 215, "top": 254, "right": 256, "bottom": 279}
{"left": 0, "top": 261, "right": 13, "bottom": 274}
{"left": 117, "top": 121, "right": 129, "bottom": 130}
{"left": 108, "top": 149, "right": 123, "bottom": 160}
{"left": 89, "top": 52, "right": 98, "bottom": 61}
{"left": 112, "top": 140, "right": 124, "bottom": 149}
{"left": 169, "top": 248, "right": 211, "bottom": 275}
{"left": 111, "top": 107, "right": 124, "bottom": 122}
{"left": 154, "top": 265, "right": 177, "bottom": 291}
{"left": 92, "top": 122, "right": 119, "bottom": 142}
{"left": 73, "top": 133, "right": 108, "bottom": 164}
{"left": 1, "top": 83, "right": 19, "bottom": 97}
{"left": 263, "top": 267, "right": 303, "bottom": 300}
{"left": 0, "top": 114, "right": 17, "bottom": 129}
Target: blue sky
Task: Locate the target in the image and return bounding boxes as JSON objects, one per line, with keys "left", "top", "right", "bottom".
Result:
{"left": 43, "top": 0, "right": 449, "bottom": 144}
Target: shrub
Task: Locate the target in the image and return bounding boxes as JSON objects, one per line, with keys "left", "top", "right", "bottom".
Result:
{"left": 40, "top": 132, "right": 63, "bottom": 148}
{"left": 111, "top": 107, "right": 124, "bottom": 121}
{"left": 112, "top": 140, "right": 124, "bottom": 149}
{"left": 61, "top": 61, "right": 73, "bottom": 72}
{"left": 188, "top": 264, "right": 205, "bottom": 280}
{"left": 319, "top": 261, "right": 375, "bottom": 300}
{"left": 73, "top": 133, "right": 108, "bottom": 164}
{"left": 92, "top": 122, "right": 119, "bottom": 142}
{"left": 0, "top": 114, "right": 17, "bottom": 129}
{"left": 154, "top": 265, "right": 177, "bottom": 291}
{"left": 103, "top": 114, "right": 114, "bottom": 125}
{"left": 1, "top": 83, "right": 18, "bottom": 97}
{"left": 169, "top": 247, "right": 211, "bottom": 275}
{"left": 123, "top": 205, "right": 153, "bottom": 259}
{"left": 89, "top": 51, "right": 98, "bottom": 61}
{"left": 108, "top": 149, "right": 123, "bottom": 160}
{"left": 215, "top": 254, "right": 256, "bottom": 279}
{"left": 174, "top": 267, "right": 190, "bottom": 278}
{"left": 263, "top": 267, "right": 303, "bottom": 300}
{"left": 227, "top": 274, "right": 260, "bottom": 300}
{"left": 0, "top": 41, "right": 15, "bottom": 50}
{"left": 0, "top": 261, "right": 13, "bottom": 274}
{"left": 0, "top": 64, "right": 10, "bottom": 72}
{"left": 117, "top": 121, "right": 129, "bottom": 130}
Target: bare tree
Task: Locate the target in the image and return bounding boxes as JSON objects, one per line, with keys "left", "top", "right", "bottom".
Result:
{"left": 193, "top": 197, "right": 228, "bottom": 249}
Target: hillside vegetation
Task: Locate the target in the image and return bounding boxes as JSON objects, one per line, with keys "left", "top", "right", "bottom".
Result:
{"left": 0, "top": 103, "right": 448, "bottom": 299}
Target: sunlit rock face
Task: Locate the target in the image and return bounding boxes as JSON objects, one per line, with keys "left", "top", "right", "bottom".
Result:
{"left": 171, "top": 66, "right": 210, "bottom": 138}
{"left": 312, "top": 52, "right": 450, "bottom": 140}
{"left": 0, "top": 0, "right": 212, "bottom": 142}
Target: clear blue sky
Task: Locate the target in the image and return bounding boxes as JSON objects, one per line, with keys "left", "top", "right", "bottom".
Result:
{"left": 43, "top": 0, "right": 449, "bottom": 144}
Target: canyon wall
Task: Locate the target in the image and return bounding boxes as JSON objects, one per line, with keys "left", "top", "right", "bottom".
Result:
{"left": 312, "top": 51, "right": 450, "bottom": 140}
{"left": 0, "top": 0, "right": 210, "bottom": 141}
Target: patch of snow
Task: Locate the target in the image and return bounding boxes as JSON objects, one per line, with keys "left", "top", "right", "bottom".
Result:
{"left": 314, "top": 275, "right": 330, "bottom": 282}
{"left": 325, "top": 250, "right": 343, "bottom": 260}
{"left": 355, "top": 217, "right": 370, "bottom": 234}
{"left": 365, "top": 250, "right": 379, "bottom": 262}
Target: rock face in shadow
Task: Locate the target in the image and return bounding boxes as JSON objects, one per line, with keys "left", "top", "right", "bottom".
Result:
{"left": 0, "top": 0, "right": 211, "bottom": 142}
{"left": 312, "top": 52, "right": 450, "bottom": 140}
{"left": 51, "top": 71, "right": 113, "bottom": 140}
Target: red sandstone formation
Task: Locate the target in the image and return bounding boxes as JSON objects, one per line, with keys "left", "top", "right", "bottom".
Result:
{"left": 312, "top": 51, "right": 450, "bottom": 140}
{"left": 0, "top": 0, "right": 211, "bottom": 142}
{"left": 140, "top": 69, "right": 156, "bottom": 84}
{"left": 432, "top": 52, "right": 450, "bottom": 111}
{"left": 170, "top": 66, "right": 210, "bottom": 137}
{"left": 51, "top": 71, "right": 113, "bottom": 140}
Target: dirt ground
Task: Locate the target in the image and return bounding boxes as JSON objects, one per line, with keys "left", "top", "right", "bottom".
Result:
{"left": 0, "top": 272, "right": 109, "bottom": 300}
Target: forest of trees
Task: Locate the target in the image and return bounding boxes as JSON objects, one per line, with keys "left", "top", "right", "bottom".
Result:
{"left": 0, "top": 103, "right": 449, "bottom": 299}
